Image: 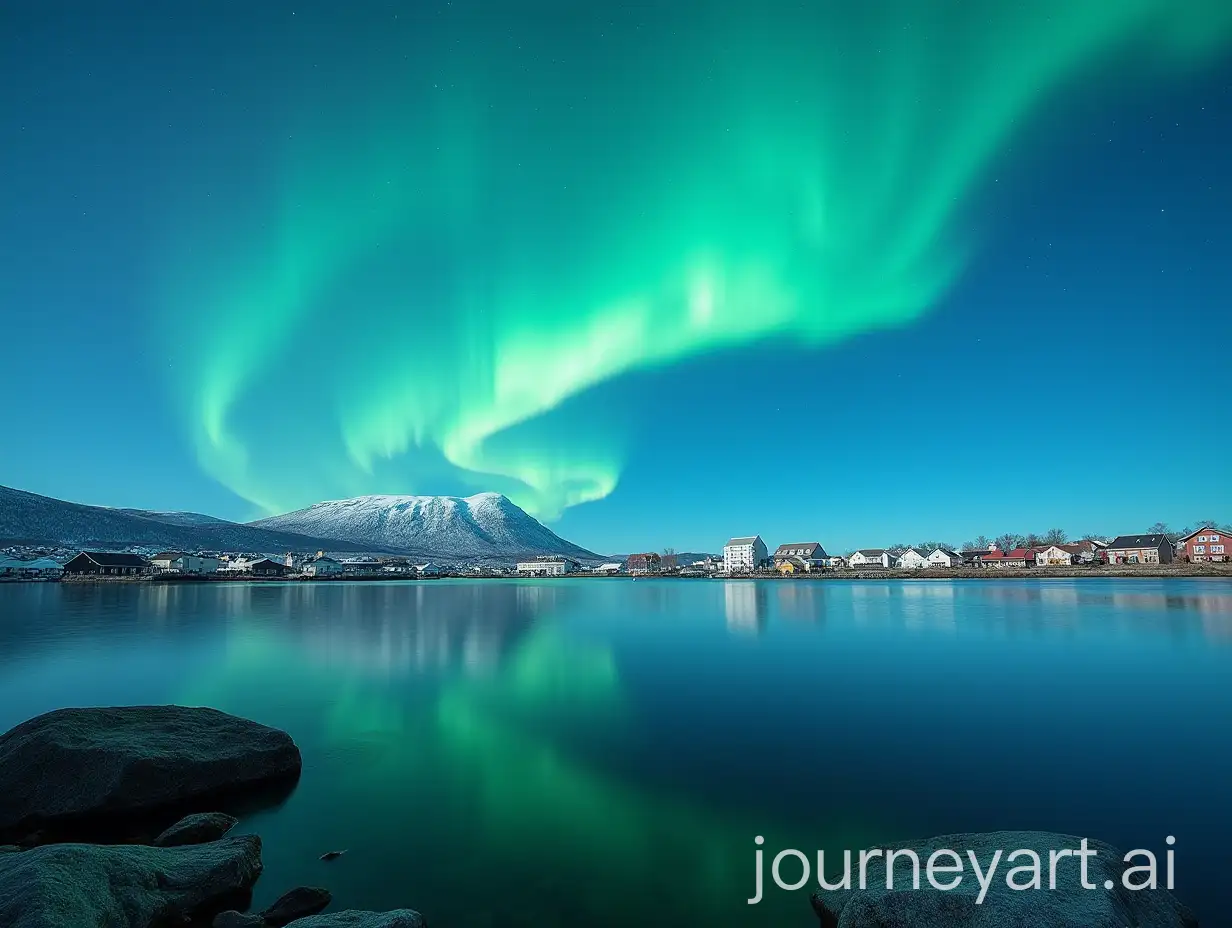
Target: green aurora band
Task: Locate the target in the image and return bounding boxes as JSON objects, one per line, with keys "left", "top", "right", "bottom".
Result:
{"left": 165, "top": 0, "right": 1232, "bottom": 518}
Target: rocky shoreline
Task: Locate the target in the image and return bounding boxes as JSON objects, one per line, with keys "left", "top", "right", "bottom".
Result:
{"left": 0, "top": 705, "right": 1205, "bottom": 926}
{"left": 0, "top": 706, "right": 426, "bottom": 927}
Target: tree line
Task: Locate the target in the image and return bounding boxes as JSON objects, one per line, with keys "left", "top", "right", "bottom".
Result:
{"left": 866, "top": 520, "right": 1224, "bottom": 557}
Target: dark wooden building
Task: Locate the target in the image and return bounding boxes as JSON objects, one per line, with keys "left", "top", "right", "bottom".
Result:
{"left": 247, "top": 558, "right": 289, "bottom": 577}
{"left": 62, "top": 551, "right": 151, "bottom": 576}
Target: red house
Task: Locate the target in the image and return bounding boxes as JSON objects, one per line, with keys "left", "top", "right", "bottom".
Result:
{"left": 625, "top": 552, "right": 662, "bottom": 573}
{"left": 978, "top": 547, "right": 1037, "bottom": 568}
{"left": 1177, "top": 526, "right": 1229, "bottom": 562}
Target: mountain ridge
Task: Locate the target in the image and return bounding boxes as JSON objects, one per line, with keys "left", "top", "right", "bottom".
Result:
{"left": 0, "top": 484, "right": 600, "bottom": 562}
{"left": 249, "top": 492, "right": 600, "bottom": 561}
{"left": 0, "top": 484, "right": 388, "bottom": 554}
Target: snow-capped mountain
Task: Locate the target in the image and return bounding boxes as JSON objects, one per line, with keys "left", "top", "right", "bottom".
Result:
{"left": 0, "top": 484, "right": 382, "bottom": 553}
{"left": 250, "top": 492, "right": 599, "bottom": 561}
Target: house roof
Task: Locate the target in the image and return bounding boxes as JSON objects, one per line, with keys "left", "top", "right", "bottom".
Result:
{"left": 73, "top": 551, "right": 150, "bottom": 568}
{"left": 150, "top": 551, "right": 186, "bottom": 561}
{"left": 931, "top": 549, "right": 960, "bottom": 558}
{"left": 898, "top": 548, "right": 926, "bottom": 557}
{"left": 981, "top": 548, "right": 1036, "bottom": 560}
{"left": 1177, "top": 526, "right": 1231, "bottom": 542}
{"left": 855, "top": 548, "right": 886, "bottom": 556}
{"left": 1107, "top": 534, "right": 1171, "bottom": 550}
{"left": 21, "top": 557, "right": 63, "bottom": 570}
{"left": 773, "top": 542, "right": 826, "bottom": 558}
{"left": 725, "top": 536, "right": 761, "bottom": 546}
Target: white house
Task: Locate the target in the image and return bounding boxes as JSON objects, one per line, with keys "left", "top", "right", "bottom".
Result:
{"left": 1034, "top": 545, "right": 1073, "bottom": 567}
{"left": 417, "top": 563, "right": 446, "bottom": 577}
{"left": 723, "top": 536, "right": 768, "bottom": 573}
{"left": 826, "top": 555, "right": 847, "bottom": 569}
{"left": 150, "top": 552, "right": 219, "bottom": 575}
{"left": 896, "top": 548, "right": 930, "bottom": 569}
{"left": 595, "top": 563, "right": 623, "bottom": 574}
{"left": 848, "top": 549, "right": 891, "bottom": 569}
{"left": 516, "top": 557, "right": 577, "bottom": 576}
{"left": 303, "top": 556, "right": 343, "bottom": 577}
{"left": 927, "top": 548, "right": 963, "bottom": 568}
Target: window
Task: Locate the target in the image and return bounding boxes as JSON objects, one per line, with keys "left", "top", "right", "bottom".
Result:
{"left": 1213, "top": 545, "right": 1225, "bottom": 554}
{"left": 1198, "top": 535, "right": 1207, "bottom": 542}
{"left": 1212, "top": 535, "right": 1221, "bottom": 542}
{"left": 1195, "top": 545, "right": 1205, "bottom": 554}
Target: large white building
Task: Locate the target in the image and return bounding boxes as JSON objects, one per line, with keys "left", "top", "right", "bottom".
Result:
{"left": 516, "top": 557, "right": 577, "bottom": 576}
{"left": 149, "top": 552, "right": 219, "bottom": 575}
{"left": 723, "top": 535, "right": 768, "bottom": 573}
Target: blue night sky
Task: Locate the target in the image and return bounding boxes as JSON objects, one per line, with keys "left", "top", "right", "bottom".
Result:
{"left": 1, "top": 1, "right": 1229, "bottom": 555}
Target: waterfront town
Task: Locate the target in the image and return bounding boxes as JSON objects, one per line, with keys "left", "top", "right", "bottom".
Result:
{"left": 0, "top": 526, "right": 1227, "bottom": 581}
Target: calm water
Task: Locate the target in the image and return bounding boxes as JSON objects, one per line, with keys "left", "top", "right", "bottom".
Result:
{"left": 1, "top": 578, "right": 1230, "bottom": 925}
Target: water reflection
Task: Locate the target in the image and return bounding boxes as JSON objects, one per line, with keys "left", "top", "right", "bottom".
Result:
{"left": 1, "top": 578, "right": 1230, "bottom": 925}
{"left": 774, "top": 581, "right": 824, "bottom": 623}
{"left": 723, "top": 581, "right": 767, "bottom": 633}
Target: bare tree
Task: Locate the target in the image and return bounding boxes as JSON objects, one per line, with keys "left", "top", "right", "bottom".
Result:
{"left": 995, "top": 533, "right": 1022, "bottom": 553}
{"left": 973, "top": 535, "right": 991, "bottom": 551}
{"left": 1044, "top": 528, "right": 1067, "bottom": 544}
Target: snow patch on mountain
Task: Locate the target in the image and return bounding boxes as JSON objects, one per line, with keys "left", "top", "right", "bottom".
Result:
{"left": 250, "top": 492, "right": 599, "bottom": 560}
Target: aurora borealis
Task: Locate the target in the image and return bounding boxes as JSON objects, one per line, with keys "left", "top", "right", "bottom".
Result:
{"left": 3, "top": 2, "right": 1231, "bottom": 545}
{"left": 157, "top": 0, "right": 1232, "bottom": 520}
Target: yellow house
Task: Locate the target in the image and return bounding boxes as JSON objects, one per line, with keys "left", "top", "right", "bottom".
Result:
{"left": 776, "top": 561, "right": 798, "bottom": 574}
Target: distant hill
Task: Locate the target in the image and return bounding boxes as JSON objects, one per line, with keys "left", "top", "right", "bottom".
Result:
{"left": 113, "top": 509, "right": 233, "bottom": 527}
{"left": 0, "top": 485, "right": 385, "bottom": 554}
{"left": 250, "top": 492, "right": 601, "bottom": 562}
{"left": 609, "top": 552, "right": 716, "bottom": 566}
{"left": 0, "top": 484, "right": 603, "bottom": 562}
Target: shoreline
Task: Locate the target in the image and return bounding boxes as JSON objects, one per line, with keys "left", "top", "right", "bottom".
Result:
{"left": 7, "top": 565, "right": 1231, "bottom": 584}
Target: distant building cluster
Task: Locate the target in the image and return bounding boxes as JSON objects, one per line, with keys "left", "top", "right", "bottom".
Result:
{"left": 0, "top": 525, "right": 1226, "bottom": 583}
{"left": 706, "top": 527, "right": 1229, "bottom": 574}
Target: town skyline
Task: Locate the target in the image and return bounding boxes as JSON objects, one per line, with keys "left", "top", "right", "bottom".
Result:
{"left": 0, "top": 479, "right": 1225, "bottom": 565}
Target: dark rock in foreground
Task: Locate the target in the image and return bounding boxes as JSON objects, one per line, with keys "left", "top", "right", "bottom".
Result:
{"left": 154, "top": 812, "right": 240, "bottom": 847}
{"left": 0, "top": 835, "right": 262, "bottom": 928}
{"left": 0, "top": 706, "right": 301, "bottom": 840}
{"left": 214, "top": 912, "right": 265, "bottom": 928}
{"left": 262, "top": 886, "right": 333, "bottom": 925}
{"left": 812, "top": 831, "right": 1198, "bottom": 927}
{"left": 284, "top": 912, "right": 426, "bottom": 927}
